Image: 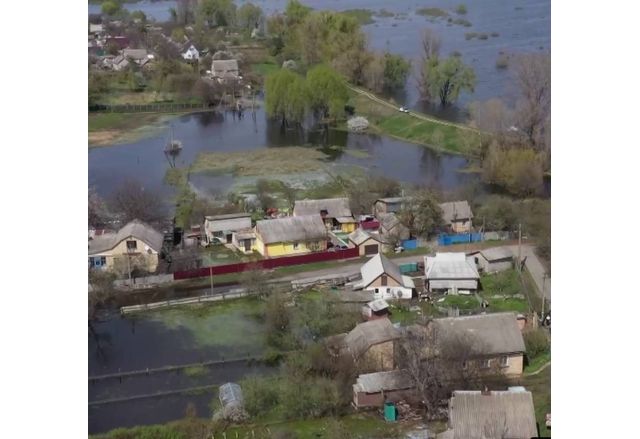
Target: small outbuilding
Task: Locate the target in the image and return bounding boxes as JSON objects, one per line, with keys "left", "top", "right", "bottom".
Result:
{"left": 361, "top": 299, "right": 391, "bottom": 321}
{"left": 374, "top": 197, "right": 411, "bottom": 217}
{"left": 332, "top": 317, "right": 401, "bottom": 371}
{"left": 211, "top": 59, "right": 239, "bottom": 83}
{"left": 355, "top": 253, "right": 415, "bottom": 300}
{"left": 293, "top": 198, "right": 357, "bottom": 233}
{"left": 378, "top": 212, "right": 410, "bottom": 243}
{"left": 470, "top": 247, "right": 514, "bottom": 273}
{"left": 348, "top": 228, "right": 390, "bottom": 256}
{"left": 218, "top": 382, "right": 248, "bottom": 422}
{"left": 204, "top": 213, "right": 252, "bottom": 245}
{"left": 352, "top": 369, "right": 416, "bottom": 409}
{"left": 439, "top": 201, "right": 473, "bottom": 233}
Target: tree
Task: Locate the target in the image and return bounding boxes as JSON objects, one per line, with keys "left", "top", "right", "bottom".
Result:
{"left": 363, "top": 54, "right": 385, "bottom": 93}
{"left": 418, "top": 28, "right": 441, "bottom": 101}
{"left": 475, "top": 195, "right": 518, "bottom": 231}
{"left": 265, "top": 69, "right": 308, "bottom": 128}
{"left": 513, "top": 53, "right": 551, "bottom": 150}
{"left": 383, "top": 53, "right": 411, "bottom": 90}
{"left": 101, "top": 1, "right": 121, "bottom": 16}
{"left": 284, "top": 0, "right": 311, "bottom": 27}
{"left": 89, "top": 187, "right": 109, "bottom": 228}
{"left": 481, "top": 145, "right": 544, "bottom": 196}
{"left": 237, "top": 2, "right": 263, "bottom": 30}
{"left": 469, "top": 98, "right": 514, "bottom": 135}
{"left": 424, "top": 55, "right": 476, "bottom": 106}
{"left": 397, "top": 189, "right": 443, "bottom": 239}
{"left": 110, "top": 179, "right": 164, "bottom": 225}
{"left": 198, "top": 0, "right": 237, "bottom": 28}
{"left": 306, "top": 64, "right": 349, "bottom": 121}
{"left": 130, "top": 10, "right": 147, "bottom": 23}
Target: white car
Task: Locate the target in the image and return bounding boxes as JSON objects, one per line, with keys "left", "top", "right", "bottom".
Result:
{"left": 398, "top": 106, "right": 410, "bottom": 113}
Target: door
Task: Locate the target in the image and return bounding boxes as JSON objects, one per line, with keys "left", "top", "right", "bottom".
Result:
{"left": 244, "top": 239, "right": 251, "bottom": 252}
{"left": 364, "top": 244, "right": 379, "bottom": 255}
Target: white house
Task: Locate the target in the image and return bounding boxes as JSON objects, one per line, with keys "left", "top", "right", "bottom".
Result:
{"left": 424, "top": 252, "right": 480, "bottom": 294}
{"left": 354, "top": 253, "right": 415, "bottom": 300}
{"left": 204, "top": 213, "right": 252, "bottom": 245}
{"left": 182, "top": 44, "right": 200, "bottom": 61}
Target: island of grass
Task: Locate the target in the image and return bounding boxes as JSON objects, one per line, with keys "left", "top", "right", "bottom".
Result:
{"left": 88, "top": 112, "right": 175, "bottom": 147}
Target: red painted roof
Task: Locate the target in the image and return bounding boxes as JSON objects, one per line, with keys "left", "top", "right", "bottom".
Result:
{"left": 360, "top": 220, "right": 380, "bottom": 230}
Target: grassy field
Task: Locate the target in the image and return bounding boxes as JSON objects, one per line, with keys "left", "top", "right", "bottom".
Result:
{"left": 88, "top": 113, "right": 174, "bottom": 147}
{"left": 349, "top": 92, "right": 484, "bottom": 156}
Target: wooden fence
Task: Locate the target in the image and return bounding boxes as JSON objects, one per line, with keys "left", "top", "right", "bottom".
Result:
{"left": 173, "top": 247, "right": 360, "bottom": 281}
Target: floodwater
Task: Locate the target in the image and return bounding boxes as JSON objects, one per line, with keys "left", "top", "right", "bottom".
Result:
{"left": 88, "top": 303, "right": 275, "bottom": 434}
{"left": 89, "top": 108, "right": 480, "bottom": 201}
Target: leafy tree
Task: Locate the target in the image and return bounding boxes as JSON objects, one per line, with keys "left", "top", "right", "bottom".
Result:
{"left": 265, "top": 69, "right": 308, "bottom": 128}
{"left": 424, "top": 55, "right": 476, "bottom": 106}
{"left": 397, "top": 189, "right": 443, "bottom": 238}
{"left": 513, "top": 53, "right": 551, "bottom": 150}
{"left": 524, "top": 329, "right": 550, "bottom": 358}
{"left": 482, "top": 144, "right": 544, "bottom": 196}
{"left": 475, "top": 195, "right": 518, "bottom": 231}
{"left": 306, "top": 64, "right": 348, "bottom": 121}
{"left": 198, "top": 0, "right": 237, "bottom": 28}
{"left": 130, "top": 10, "right": 147, "bottom": 22}
{"left": 237, "top": 2, "right": 263, "bottom": 30}
{"left": 418, "top": 28, "right": 441, "bottom": 100}
{"left": 285, "top": 0, "right": 311, "bottom": 27}
{"left": 383, "top": 53, "right": 411, "bottom": 90}
{"left": 363, "top": 54, "right": 385, "bottom": 93}
{"left": 171, "top": 27, "right": 186, "bottom": 43}
{"left": 101, "top": 1, "right": 121, "bottom": 16}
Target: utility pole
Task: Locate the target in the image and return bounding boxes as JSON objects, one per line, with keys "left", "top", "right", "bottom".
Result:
{"left": 517, "top": 223, "right": 522, "bottom": 271}
{"left": 541, "top": 274, "right": 547, "bottom": 316}
{"left": 126, "top": 251, "right": 132, "bottom": 286}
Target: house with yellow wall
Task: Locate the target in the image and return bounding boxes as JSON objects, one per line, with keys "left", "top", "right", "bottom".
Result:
{"left": 88, "top": 219, "right": 164, "bottom": 273}
{"left": 293, "top": 197, "right": 357, "bottom": 233}
{"left": 254, "top": 214, "right": 328, "bottom": 257}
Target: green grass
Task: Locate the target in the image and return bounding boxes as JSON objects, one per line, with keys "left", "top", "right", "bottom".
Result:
{"left": 481, "top": 269, "right": 521, "bottom": 296}
{"left": 251, "top": 61, "right": 280, "bottom": 77}
{"left": 342, "top": 8, "right": 375, "bottom": 25}
{"left": 521, "top": 366, "right": 551, "bottom": 437}
{"left": 200, "top": 245, "right": 247, "bottom": 266}
{"left": 88, "top": 112, "right": 167, "bottom": 132}
{"left": 416, "top": 7, "right": 449, "bottom": 18}
{"left": 183, "top": 365, "right": 208, "bottom": 377}
{"left": 525, "top": 350, "right": 551, "bottom": 374}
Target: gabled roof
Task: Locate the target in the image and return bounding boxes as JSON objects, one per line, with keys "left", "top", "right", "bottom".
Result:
{"left": 431, "top": 313, "right": 526, "bottom": 356}
{"left": 122, "top": 48, "right": 149, "bottom": 60}
{"left": 293, "top": 197, "right": 353, "bottom": 219}
{"left": 445, "top": 389, "right": 537, "bottom": 439}
{"left": 348, "top": 228, "right": 384, "bottom": 246}
{"left": 256, "top": 215, "right": 327, "bottom": 244}
{"left": 375, "top": 196, "right": 412, "bottom": 205}
{"left": 359, "top": 253, "right": 406, "bottom": 288}
{"left": 379, "top": 212, "right": 401, "bottom": 230}
{"left": 366, "top": 298, "right": 390, "bottom": 312}
{"left": 211, "top": 59, "right": 239, "bottom": 75}
{"left": 205, "top": 212, "right": 252, "bottom": 221}
{"left": 343, "top": 318, "right": 400, "bottom": 359}
{"left": 88, "top": 219, "right": 164, "bottom": 255}
{"left": 440, "top": 201, "right": 473, "bottom": 222}
{"left": 425, "top": 253, "right": 479, "bottom": 280}
{"left": 354, "top": 369, "right": 414, "bottom": 394}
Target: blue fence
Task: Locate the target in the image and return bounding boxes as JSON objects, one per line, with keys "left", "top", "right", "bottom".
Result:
{"left": 437, "top": 233, "right": 483, "bottom": 246}
{"left": 401, "top": 239, "right": 418, "bottom": 249}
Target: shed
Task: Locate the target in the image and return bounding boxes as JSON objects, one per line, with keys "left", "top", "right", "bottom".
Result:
{"left": 361, "top": 298, "right": 391, "bottom": 320}
{"left": 218, "top": 382, "right": 248, "bottom": 421}
{"left": 470, "top": 247, "right": 514, "bottom": 273}
{"left": 211, "top": 59, "right": 239, "bottom": 82}
{"left": 439, "top": 201, "right": 473, "bottom": 233}
{"left": 352, "top": 369, "right": 416, "bottom": 408}
{"left": 204, "top": 213, "right": 252, "bottom": 244}
{"left": 378, "top": 212, "right": 410, "bottom": 242}
{"left": 348, "top": 229, "right": 389, "bottom": 256}
{"left": 439, "top": 388, "right": 537, "bottom": 439}
{"left": 342, "top": 318, "right": 401, "bottom": 369}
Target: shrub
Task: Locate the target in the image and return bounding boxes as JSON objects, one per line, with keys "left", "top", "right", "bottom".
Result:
{"left": 416, "top": 8, "right": 449, "bottom": 18}
{"left": 478, "top": 33, "right": 489, "bottom": 40}
{"left": 465, "top": 32, "right": 477, "bottom": 40}
{"left": 453, "top": 18, "right": 472, "bottom": 27}
{"left": 241, "top": 376, "right": 281, "bottom": 417}
{"left": 496, "top": 54, "right": 509, "bottom": 69}
{"left": 455, "top": 4, "right": 468, "bottom": 15}
{"left": 524, "top": 329, "right": 550, "bottom": 358}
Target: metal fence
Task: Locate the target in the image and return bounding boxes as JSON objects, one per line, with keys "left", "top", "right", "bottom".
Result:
{"left": 173, "top": 247, "right": 359, "bottom": 280}
{"left": 437, "top": 232, "right": 484, "bottom": 246}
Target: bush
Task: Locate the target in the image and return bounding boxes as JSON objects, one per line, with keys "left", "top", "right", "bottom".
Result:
{"left": 496, "top": 54, "right": 509, "bottom": 69}
{"left": 524, "top": 329, "right": 550, "bottom": 358}
{"left": 455, "top": 4, "right": 468, "bottom": 15}
{"left": 241, "top": 376, "right": 280, "bottom": 418}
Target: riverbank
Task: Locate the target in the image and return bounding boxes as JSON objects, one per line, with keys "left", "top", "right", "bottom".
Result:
{"left": 347, "top": 86, "right": 486, "bottom": 156}
{"left": 88, "top": 113, "right": 176, "bottom": 147}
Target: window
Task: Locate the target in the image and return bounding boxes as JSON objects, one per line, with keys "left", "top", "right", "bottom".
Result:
{"left": 499, "top": 356, "right": 509, "bottom": 367}
{"left": 126, "top": 240, "right": 137, "bottom": 251}
{"left": 293, "top": 242, "right": 299, "bottom": 250}
{"left": 480, "top": 359, "right": 491, "bottom": 369}
{"left": 462, "top": 361, "right": 468, "bottom": 370}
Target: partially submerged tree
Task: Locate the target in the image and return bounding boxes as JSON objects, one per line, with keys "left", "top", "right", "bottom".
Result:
{"left": 383, "top": 53, "right": 411, "bottom": 90}
{"left": 265, "top": 68, "right": 308, "bottom": 128}
{"left": 306, "top": 64, "right": 349, "bottom": 122}
{"left": 424, "top": 55, "right": 476, "bottom": 107}
{"left": 418, "top": 28, "right": 442, "bottom": 101}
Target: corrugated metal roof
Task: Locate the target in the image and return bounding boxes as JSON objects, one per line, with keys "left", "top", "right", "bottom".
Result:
{"left": 353, "top": 369, "right": 414, "bottom": 393}
{"left": 211, "top": 59, "right": 239, "bottom": 75}
{"left": 343, "top": 318, "right": 400, "bottom": 359}
{"left": 205, "top": 213, "right": 252, "bottom": 221}
{"left": 122, "top": 48, "right": 149, "bottom": 60}
{"left": 440, "top": 201, "right": 473, "bottom": 222}
{"left": 256, "top": 215, "right": 327, "bottom": 244}
{"left": 359, "top": 253, "right": 408, "bottom": 288}
{"left": 432, "top": 313, "right": 526, "bottom": 355}
{"left": 425, "top": 253, "right": 479, "bottom": 280}
{"left": 366, "top": 298, "right": 390, "bottom": 312}
{"left": 348, "top": 229, "right": 386, "bottom": 246}
{"left": 429, "top": 280, "right": 477, "bottom": 290}
{"left": 293, "top": 198, "right": 353, "bottom": 218}
{"left": 88, "top": 219, "right": 163, "bottom": 255}
{"left": 479, "top": 246, "right": 514, "bottom": 262}
{"left": 447, "top": 390, "right": 537, "bottom": 439}
{"left": 205, "top": 214, "right": 252, "bottom": 233}
{"left": 379, "top": 212, "right": 400, "bottom": 230}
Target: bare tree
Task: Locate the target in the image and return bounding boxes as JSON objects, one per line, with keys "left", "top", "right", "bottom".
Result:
{"left": 512, "top": 53, "right": 551, "bottom": 150}
{"left": 89, "top": 186, "right": 109, "bottom": 228}
{"left": 397, "top": 188, "right": 443, "bottom": 239}
{"left": 417, "top": 29, "right": 441, "bottom": 101}
{"left": 469, "top": 98, "right": 514, "bottom": 135}
{"left": 110, "top": 179, "right": 164, "bottom": 225}
{"left": 239, "top": 261, "right": 272, "bottom": 296}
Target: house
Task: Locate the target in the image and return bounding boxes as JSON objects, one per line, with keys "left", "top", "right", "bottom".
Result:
{"left": 348, "top": 229, "right": 390, "bottom": 256}
{"left": 293, "top": 198, "right": 357, "bottom": 233}
{"left": 424, "top": 252, "right": 480, "bottom": 294}
{"left": 335, "top": 317, "right": 401, "bottom": 371}
{"left": 254, "top": 215, "right": 328, "bottom": 257}
{"left": 105, "top": 36, "right": 129, "bottom": 50}
{"left": 470, "top": 247, "right": 514, "bottom": 273}
{"left": 361, "top": 299, "right": 391, "bottom": 321}
{"left": 374, "top": 197, "right": 411, "bottom": 217}
{"left": 89, "top": 23, "right": 104, "bottom": 36}
{"left": 378, "top": 213, "right": 410, "bottom": 242}
{"left": 437, "top": 388, "right": 537, "bottom": 439}
{"left": 204, "top": 213, "right": 252, "bottom": 245}
{"left": 439, "top": 201, "right": 473, "bottom": 233}
{"left": 352, "top": 369, "right": 416, "bottom": 409}
{"left": 88, "top": 219, "right": 164, "bottom": 273}
{"left": 182, "top": 44, "right": 200, "bottom": 61}
{"left": 211, "top": 59, "right": 239, "bottom": 83}
{"left": 430, "top": 312, "right": 526, "bottom": 377}
{"left": 232, "top": 228, "right": 257, "bottom": 254}
{"left": 354, "top": 253, "right": 415, "bottom": 300}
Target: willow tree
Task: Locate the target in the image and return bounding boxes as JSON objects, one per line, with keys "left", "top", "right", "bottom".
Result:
{"left": 306, "top": 64, "right": 348, "bottom": 122}
{"left": 424, "top": 55, "right": 476, "bottom": 107}
{"left": 265, "top": 69, "right": 308, "bottom": 128}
